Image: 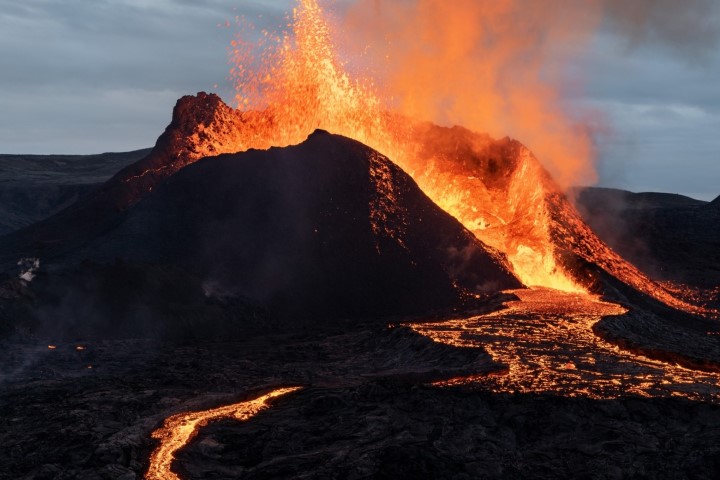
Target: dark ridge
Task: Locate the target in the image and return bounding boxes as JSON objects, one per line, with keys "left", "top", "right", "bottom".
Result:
{"left": 573, "top": 187, "right": 707, "bottom": 211}
{"left": 710, "top": 194, "right": 720, "bottom": 208}
{"left": 574, "top": 186, "right": 720, "bottom": 288}
{"left": 0, "top": 149, "right": 151, "bottom": 236}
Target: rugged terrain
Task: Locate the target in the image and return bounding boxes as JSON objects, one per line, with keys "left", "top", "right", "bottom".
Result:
{"left": 2, "top": 323, "right": 720, "bottom": 480}
{"left": 0, "top": 129, "right": 521, "bottom": 338}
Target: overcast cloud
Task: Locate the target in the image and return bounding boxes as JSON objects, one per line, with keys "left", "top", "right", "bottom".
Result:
{"left": 0, "top": 0, "right": 718, "bottom": 200}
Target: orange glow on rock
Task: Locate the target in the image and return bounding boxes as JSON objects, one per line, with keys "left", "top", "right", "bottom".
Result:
{"left": 128, "top": 0, "right": 705, "bottom": 309}
{"left": 225, "top": 0, "right": 586, "bottom": 292}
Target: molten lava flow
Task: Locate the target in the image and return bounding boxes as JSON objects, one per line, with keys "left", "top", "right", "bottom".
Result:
{"left": 224, "top": 0, "right": 586, "bottom": 292}
{"left": 409, "top": 290, "right": 720, "bottom": 401}
{"left": 119, "top": 0, "right": 705, "bottom": 308}
{"left": 146, "top": 387, "right": 301, "bottom": 480}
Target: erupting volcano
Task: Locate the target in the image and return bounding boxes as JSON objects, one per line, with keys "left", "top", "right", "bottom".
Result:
{"left": 1, "top": 1, "right": 719, "bottom": 479}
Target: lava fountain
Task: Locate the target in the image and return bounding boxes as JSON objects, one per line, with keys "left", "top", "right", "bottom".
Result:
{"left": 224, "top": 0, "right": 585, "bottom": 292}
{"left": 218, "top": 0, "right": 702, "bottom": 310}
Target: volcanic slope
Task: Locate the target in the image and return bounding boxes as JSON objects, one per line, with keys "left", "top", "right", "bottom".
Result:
{"left": 575, "top": 187, "right": 720, "bottom": 290}
{"left": 3, "top": 129, "right": 521, "bottom": 324}
{"left": 101, "top": 94, "right": 700, "bottom": 314}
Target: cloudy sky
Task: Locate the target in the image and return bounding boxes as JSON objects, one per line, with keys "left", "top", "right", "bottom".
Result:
{"left": 1, "top": 0, "right": 718, "bottom": 200}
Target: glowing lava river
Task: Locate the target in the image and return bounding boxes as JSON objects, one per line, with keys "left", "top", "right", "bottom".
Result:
{"left": 144, "top": 290, "right": 720, "bottom": 479}
{"left": 409, "top": 289, "right": 720, "bottom": 401}
{"left": 146, "top": 387, "right": 302, "bottom": 480}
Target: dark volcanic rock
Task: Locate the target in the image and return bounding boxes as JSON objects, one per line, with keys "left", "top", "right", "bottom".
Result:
{"left": 0, "top": 129, "right": 520, "bottom": 336}
{"left": 3, "top": 332, "right": 720, "bottom": 480}
{"left": 594, "top": 309, "right": 720, "bottom": 373}
{"left": 8, "top": 262, "right": 274, "bottom": 341}
{"left": 0, "top": 326, "right": 505, "bottom": 479}
{"left": 61, "top": 130, "right": 520, "bottom": 321}
{"left": 575, "top": 187, "right": 720, "bottom": 288}
{"left": 174, "top": 384, "right": 720, "bottom": 480}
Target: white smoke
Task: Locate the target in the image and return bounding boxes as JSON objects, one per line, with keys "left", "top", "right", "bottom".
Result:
{"left": 18, "top": 257, "right": 40, "bottom": 283}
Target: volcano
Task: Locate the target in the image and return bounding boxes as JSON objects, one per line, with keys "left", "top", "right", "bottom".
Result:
{"left": 54, "top": 130, "right": 522, "bottom": 320}
{"left": 2, "top": 92, "right": 720, "bottom": 480}
{"left": 0, "top": 93, "right": 711, "bottom": 347}
{"left": 0, "top": 96, "right": 524, "bottom": 336}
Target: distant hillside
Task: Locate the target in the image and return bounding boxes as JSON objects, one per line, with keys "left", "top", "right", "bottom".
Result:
{"left": 575, "top": 187, "right": 720, "bottom": 288}
{"left": 0, "top": 149, "right": 151, "bottom": 235}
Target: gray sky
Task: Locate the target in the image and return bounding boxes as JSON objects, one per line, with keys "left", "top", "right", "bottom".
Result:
{"left": 0, "top": 0, "right": 718, "bottom": 200}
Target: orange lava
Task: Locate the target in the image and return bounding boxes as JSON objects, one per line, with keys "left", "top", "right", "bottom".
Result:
{"left": 221, "top": 1, "right": 711, "bottom": 306}
{"left": 225, "top": 0, "right": 584, "bottom": 292}
{"left": 125, "top": 0, "right": 703, "bottom": 308}
{"left": 146, "top": 387, "right": 301, "bottom": 480}
{"left": 409, "top": 289, "right": 720, "bottom": 401}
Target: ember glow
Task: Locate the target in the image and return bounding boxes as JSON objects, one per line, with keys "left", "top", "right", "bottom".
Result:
{"left": 224, "top": 0, "right": 586, "bottom": 292}
{"left": 146, "top": 387, "right": 301, "bottom": 480}
{"left": 215, "top": 0, "right": 716, "bottom": 309}
{"left": 409, "top": 290, "right": 720, "bottom": 401}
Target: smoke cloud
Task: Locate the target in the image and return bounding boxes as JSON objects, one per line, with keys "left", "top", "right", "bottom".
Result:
{"left": 338, "top": 0, "right": 719, "bottom": 187}
{"left": 602, "top": 0, "right": 720, "bottom": 57}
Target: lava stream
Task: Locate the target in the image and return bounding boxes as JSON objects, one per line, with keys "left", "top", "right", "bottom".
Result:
{"left": 409, "top": 289, "right": 720, "bottom": 401}
{"left": 146, "top": 387, "right": 301, "bottom": 480}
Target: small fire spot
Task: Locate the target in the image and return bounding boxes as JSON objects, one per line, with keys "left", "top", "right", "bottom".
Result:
{"left": 47, "top": 345, "right": 57, "bottom": 350}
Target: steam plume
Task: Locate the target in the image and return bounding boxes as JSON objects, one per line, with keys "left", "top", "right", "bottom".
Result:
{"left": 339, "top": 0, "right": 719, "bottom": 187}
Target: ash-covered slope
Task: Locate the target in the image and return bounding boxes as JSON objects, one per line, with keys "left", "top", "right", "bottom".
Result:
{"left": 575, "top": 187, "right": 720, "bottom": 289}
{"left": 66, "top": 130, "right": 519, "bottom": 320}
